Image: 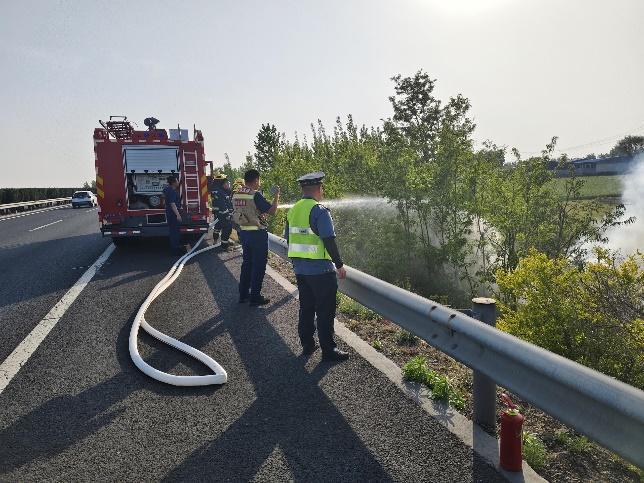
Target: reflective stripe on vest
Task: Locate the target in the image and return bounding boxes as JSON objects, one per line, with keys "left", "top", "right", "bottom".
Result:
{"left": 286, "top": 198, "right": 331, "bottom": 260}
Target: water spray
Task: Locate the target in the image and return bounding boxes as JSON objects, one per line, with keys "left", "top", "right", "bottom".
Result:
{"left": 278, "top": 196, "right": 389, "bottom": 210}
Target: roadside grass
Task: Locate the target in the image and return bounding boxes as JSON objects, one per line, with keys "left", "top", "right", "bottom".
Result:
{"left": 550, "top": 175, "right": 624, "bottom": 199}
{"left": 395, "top": 329, "right": 418, "bottom": 345}
{"left": 554, "top": 430, "right": 593, "bottom": 454}
{"left": 402, "top": 356, "right": 466, "bottom": 410}
{"left": 523, "top": 432, "right": 548, "bottom": 470}
{"left": 337, "top": 293, "right": 382, "bottom": 321}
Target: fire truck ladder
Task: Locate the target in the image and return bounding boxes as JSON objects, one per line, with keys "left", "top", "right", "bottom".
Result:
{"left": 99, "top": 116, "right": 134, "bottom": 140}
{"left": 182, "top": 151, "right": 201, "bottom": 213}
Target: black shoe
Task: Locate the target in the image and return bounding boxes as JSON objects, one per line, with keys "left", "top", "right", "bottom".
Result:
{"left": 322, "top": 348, "right": 349, "bottom": 362}
{"left": 249, "top": 295, "right": 270, "bottom": 307}
{"left": 301, "top": 342, "right": 318, "bottom": 356}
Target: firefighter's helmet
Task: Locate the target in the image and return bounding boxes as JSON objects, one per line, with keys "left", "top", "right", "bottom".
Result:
{"left": 233, "top": 177, "right": 244, "bottom": 191}
{"left": 212, "top": 172, "right": 227, "bottom": 180}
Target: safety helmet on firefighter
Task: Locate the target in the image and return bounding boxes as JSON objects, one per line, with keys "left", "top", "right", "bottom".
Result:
{"left": 212, "top": 172, "right": 227, "bottom": 180}
{"left": 233, "top": 177, "right": 244, "bottom": 191}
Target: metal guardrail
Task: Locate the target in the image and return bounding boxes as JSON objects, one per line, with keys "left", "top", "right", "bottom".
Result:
{"left": 0, "top": 198, "right": 71, "bottom": 215}
{"left": 268, "top": 233, "right": 644, "bottom": 467}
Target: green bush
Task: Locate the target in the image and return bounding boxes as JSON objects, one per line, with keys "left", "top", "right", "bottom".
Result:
{"left": 401, "top": 356, "right": 466, "bottom": 410}
{"left": 497, "top": 249, "right": 644, "bottom": 389}
{"left": 402, "top": 356, "right": 430, "bottom": 385}
{"left": 522, "top": 432, "right": 548, "bottom": 470}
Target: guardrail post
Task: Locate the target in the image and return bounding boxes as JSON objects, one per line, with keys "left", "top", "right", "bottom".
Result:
{"left": 472, "top": 297, "right": 497, "bottom": 430}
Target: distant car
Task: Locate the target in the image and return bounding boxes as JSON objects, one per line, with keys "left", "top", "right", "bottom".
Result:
{"left": 71, "top": 191, "right": 97, "bottom": 208}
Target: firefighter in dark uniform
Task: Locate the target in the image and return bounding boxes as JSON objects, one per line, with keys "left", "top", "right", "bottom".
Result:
{"left": 211, "top": 174, "right": 236, "bottom": 250}
{"left": 163, "top": 175, "right": 184, "bottom": 256}
{"left": 232, "top": 169, "right": 280, "bottom": 306}
{"left": 285, "top": 172, "right": 349, "bottom": 361}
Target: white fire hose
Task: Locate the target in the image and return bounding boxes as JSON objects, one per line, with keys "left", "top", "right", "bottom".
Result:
{"left": 129, "top": 228, "right": 228, "bottom": 386}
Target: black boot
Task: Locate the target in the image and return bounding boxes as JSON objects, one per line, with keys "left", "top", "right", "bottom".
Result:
{"left": 249, "top": 295, "right": 270, "bottom": 307}
{"left": 301, "top": 341, "right": 318, "bottom": 356}
{"left": 322, "top": 348, "right": 349, "bottom": 362}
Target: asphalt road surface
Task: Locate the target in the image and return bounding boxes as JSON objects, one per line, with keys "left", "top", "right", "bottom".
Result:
{"left": 0, "top": 207, "right": 504, "bottom": 482}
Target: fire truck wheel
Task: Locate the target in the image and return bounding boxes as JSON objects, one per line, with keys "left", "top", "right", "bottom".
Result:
{"left": 183, "top": 233, "right": 202, "bottom": 244}
{"left": 112, "top": 237, "right": 130, "bottom": 247}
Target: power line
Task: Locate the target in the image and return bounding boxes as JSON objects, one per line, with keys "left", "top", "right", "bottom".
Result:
{"left": 519, "top": 122, "right": 644, "bottom": 157}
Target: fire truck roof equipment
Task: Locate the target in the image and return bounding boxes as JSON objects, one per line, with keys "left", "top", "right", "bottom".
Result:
{"left": 99, "top": 115, "right": 134, "bottom": 140}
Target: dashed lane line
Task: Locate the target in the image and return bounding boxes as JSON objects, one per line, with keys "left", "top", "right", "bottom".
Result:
{"left": 0, "top": 243, "right": 116, "bottom": 395}
{"left": 29, "top": 219, "right": 63, "bottom": 232}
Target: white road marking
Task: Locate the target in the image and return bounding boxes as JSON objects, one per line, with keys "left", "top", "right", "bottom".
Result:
{"left": 0, "top": 204, "right": 70, "bottom": 222}
{"left": 29, "top": 219, "right": 63, "bottom": 232}
{"left": 0, "top": 243, "right": 116, "bottom": 395}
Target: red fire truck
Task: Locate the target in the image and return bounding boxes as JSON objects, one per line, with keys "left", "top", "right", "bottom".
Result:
{"left": 93, "top": 116, "right": 211, "bottom": 244}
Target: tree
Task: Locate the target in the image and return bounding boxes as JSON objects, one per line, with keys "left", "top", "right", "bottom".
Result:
{"left": 385, "top": 71, "right": 477, "bottom": 294}
{"left": 254, "top": 124, "right": 281, "bottom": 173}
{"left": 82, "top": 180, "right": 97, "bottom": 191}
{"left": 473, "top": 138, "right": 631, "bottom": 278}
{"left": 609, "top": 135, "right": 644, "bottom": 157}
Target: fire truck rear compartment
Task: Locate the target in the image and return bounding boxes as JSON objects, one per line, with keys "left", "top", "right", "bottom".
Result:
{"left": 124, "top": 146, "right": 179, "bottom": 210}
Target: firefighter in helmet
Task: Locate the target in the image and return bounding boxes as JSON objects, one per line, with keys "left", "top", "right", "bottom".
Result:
{"left": 232, "top": 177, "right": 244, "bottom": 192}
{"left": 210, "top": 173, "right": 236, "bottom": 250}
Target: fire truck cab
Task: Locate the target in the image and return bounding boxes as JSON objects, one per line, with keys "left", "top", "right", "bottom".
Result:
{"left": 93, "top": 116, "right": 211, "bottom": 243}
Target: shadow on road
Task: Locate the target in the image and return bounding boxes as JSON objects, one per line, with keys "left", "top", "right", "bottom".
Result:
{"left": 0, "top": 248, "right": 391, "bottom": 481}
{"left": 164, "top": 255, "right": 393, "bottom": 481}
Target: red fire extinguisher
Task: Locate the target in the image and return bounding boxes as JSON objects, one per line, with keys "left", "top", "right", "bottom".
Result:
{"left": 500, "top": 393, "right": 524, "bottom": 472}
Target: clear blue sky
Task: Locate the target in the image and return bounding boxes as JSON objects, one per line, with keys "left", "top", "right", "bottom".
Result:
{"left": 2, "top": 0, "right": 643, "bottom": 187}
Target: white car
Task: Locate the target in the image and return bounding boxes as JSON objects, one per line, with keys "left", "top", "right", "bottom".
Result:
{"left": 71, "top": 190, "right": 97, "bottom": 208}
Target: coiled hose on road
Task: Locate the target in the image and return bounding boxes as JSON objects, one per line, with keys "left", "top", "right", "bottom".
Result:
{"left": 129, "top": 230, "right": 228, "bottom": 386}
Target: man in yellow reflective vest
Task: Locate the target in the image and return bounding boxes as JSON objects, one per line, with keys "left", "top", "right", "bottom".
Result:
{"left": 285, "top": 172, "right": 349, "bottom": 362}
{"left": 232, "top": 169, "right": 280, "bottom": 306}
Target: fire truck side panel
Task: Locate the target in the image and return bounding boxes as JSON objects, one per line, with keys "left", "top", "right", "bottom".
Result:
{"left": 95, "top": 137, "right": 127, "bottom": 225}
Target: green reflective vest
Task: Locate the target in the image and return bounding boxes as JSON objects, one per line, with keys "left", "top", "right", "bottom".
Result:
{"left": 287, "top": 198, "right": 331, "bottom": 260}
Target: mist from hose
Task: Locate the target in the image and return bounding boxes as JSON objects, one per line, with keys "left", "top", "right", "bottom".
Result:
{"left": 604, "top": 153, "right": 644, "bottom": 255}
{"left": 278, "top": 196, "right": 389, "bottom": 210}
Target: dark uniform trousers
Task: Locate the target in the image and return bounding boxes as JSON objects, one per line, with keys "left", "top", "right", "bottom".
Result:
{"left": 238, "top": 229, "right": 268, "bottom": 300}
{"left": 296, "top": 271, "right": 338, "bottom": 352}
{"left": 217, "top": 216, "right": 233, "bottom": 242}
{"left": 167, "top": 213, "right": 180, "bottom": 252}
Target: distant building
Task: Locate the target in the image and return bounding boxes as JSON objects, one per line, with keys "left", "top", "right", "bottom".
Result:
{"left": 553, "top": 155, "right": 636, "bottom": 177}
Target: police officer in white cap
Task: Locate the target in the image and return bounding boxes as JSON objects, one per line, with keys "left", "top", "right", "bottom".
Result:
{"left": 285, "top": 172, "right": 349, "bottom": 362}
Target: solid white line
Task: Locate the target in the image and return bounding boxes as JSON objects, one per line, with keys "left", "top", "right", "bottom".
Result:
{"left": 29, "top": 219, "right": 63, "bottom": 232}
{"left": 0, "top": 204, "right": 70, "bottom": 222}
{"left": 0, "top": 243, "right": 116, "bottom": 395}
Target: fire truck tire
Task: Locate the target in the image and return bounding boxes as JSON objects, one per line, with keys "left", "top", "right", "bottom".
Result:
{"left": 129, "top": 230, "right": 227, "bottom": 386}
